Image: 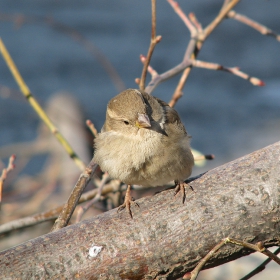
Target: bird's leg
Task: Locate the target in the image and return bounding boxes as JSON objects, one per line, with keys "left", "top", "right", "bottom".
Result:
{"left": 117, "top": 185, "right": 139, "bottom": 218}
{"left": 174, "top": 180, "right": 194, "bottom": 204}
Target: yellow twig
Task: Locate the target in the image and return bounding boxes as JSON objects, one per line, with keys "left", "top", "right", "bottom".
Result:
{"left": 0, "top": 38, "right": 86, "bottom": 171}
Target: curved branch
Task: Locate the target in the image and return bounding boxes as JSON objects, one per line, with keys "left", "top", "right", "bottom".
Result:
{"left": 1, "top": 141, "right": 280, "bottom": 279}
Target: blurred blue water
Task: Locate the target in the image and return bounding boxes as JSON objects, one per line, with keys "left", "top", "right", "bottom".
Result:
{"left": 0, "top": 0, "right": 280, "bottom": 172}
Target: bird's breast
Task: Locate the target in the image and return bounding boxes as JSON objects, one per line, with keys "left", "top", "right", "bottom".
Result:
{"left": 94, "top": 129, "right": 192, "bottom": 186}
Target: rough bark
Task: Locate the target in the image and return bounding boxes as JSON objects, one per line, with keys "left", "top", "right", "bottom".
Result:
{"left": 1, "top": 141, "right": 280, "bottom": 279}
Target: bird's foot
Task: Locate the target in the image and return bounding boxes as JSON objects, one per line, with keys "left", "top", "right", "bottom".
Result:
{"left": 174, "top": 180, "right": 194, "bottom": 204}
{"left": 117, "top": 185, "right": 139, "bottom": 218}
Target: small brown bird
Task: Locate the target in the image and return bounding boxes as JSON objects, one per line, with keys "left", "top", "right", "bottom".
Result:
{"left": 94, "top": 88, "right": 194, "bottom": 217}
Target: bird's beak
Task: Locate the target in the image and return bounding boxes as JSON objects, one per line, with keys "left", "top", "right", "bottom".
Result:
{"left": 135, "top": 113, "right": 151, "bottom": 128}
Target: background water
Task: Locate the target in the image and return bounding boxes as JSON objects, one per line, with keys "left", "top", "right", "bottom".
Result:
{"left": 0, "top": 0, "right": 280, "bottom": 277}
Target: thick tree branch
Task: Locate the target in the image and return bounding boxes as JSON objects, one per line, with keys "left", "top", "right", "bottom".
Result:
{"left": 1, "top": 141, "right": 280, "bottom": 279}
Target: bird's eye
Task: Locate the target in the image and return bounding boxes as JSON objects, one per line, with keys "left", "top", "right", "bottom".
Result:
{"left": 123, "top": 120, "right": 129, "bottom": 125}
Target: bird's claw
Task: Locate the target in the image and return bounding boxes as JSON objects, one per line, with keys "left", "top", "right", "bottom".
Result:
{"left": 117, "top": 186, "right": 139, "bottom": 218}
{"left": 174, "top": 181, "right": 194, "bottom": 204}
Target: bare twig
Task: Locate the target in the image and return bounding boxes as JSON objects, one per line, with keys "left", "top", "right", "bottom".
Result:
{"left": 228, "top": 10, "right": 280, "bottom": 42}
{"left": 192, "top": 59, "right": 265, "bottom": 86}
{"left": 184, "top": 238, "right": 280, "bottom": 280}
{"left": 139, "top": 0, "right": 162, "bottom": 91}
{"left": 229, "top": 239, "right": 280, "bottom": 265}
{"left": 166, "top": 0, "right": 271, "bottom": 106}
{"left": 86, "top": 119, "right": 98, "bottom": 138}
{"left": 167, "top": 0, "right": 196, "bottom": 36}
{"left": 140, "top": 54, "right": 159, "bottom": 79}
{"left": 135, "top": 78, "right": 141, "bottom": 85}
{"left": 75, "top": 173, "right": 110, "bottom": 223}
{"left": 0, "top": 208, "right": 61, "bottom": 234}
{"left": 136, "top": 54, "right": 158, "bottom": 84}
{"left": 221, "top": 0, "right": 232, "bottom": 11}
{"left": 168, "top": 66, "right": 192, "bottom": 107}
{"left": 166, "top": 2, "right": 200, "bottom": 107}
{"left": 0, "top": 181, "right": 121, "bottom": 234}
{"left": 189, "top": 12, "right": 203, "bottom": 34}
{"left": 0, "top": 155, "right": 16, "bottom": 202}
{"left": 204, "top": 0, "right": 241, "bottom": 38}
{"left": 0, "top": 170, "right": 203, "bottom": 234}
{"left": 145, "top": 38, "right": 196, "bottom": 95}
{"left": 145, "top": 0, "right": 242, "bottom": 95}
{"left": 51, "top": 159, "right": 97, "bottom": 231}
{"left": 141, "top": 0, "right": 268, "bottom": 106}
{"left": 167, "top": 0, "right": 242, "bottom": 107}
{"left": 240, "top": 247, "right": 280, "bottom": 280}
{"left": 183, "top": 238, "right": 227, "bottom": 280}
{"left": 0, "top": 38, "right": 86, "bottom": 171}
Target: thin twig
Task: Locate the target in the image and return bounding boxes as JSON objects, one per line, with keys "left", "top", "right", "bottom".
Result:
{"left": 183, "top": 238, "right": 280, "bottom": 280}
{"left": 140, "top": 55, "right": 159, "bottom": 79}
{"left": 139, "top": 0, "right": 162, "bottom": 91}
{"left": 86, "top": 119, "right": 98, "bottom": 138}
{"left": 51, "top": 159, "right": 97, "bottom": 231}
{"left": 189, "top": 13, "right": 203, "bottom": 34}
{"left": 240, "top": 247, "right": 280, "bottom": 280}
{"left": 167, "top": 0, "right": 242, "bottom": 107}
{"left": 183, "top": 239, "right": 227, "bottom": 280}
{"left": 75, "top": 173, "right": 109, "bottom": 223}
{"left": 204, "top": 0, "right": 241, "bottom": 38}
{"left": 0, "top": 155, "right": 16, "bottom": 202}
{"left": 145, "top": 38, "right": 196, "bottom": 94}
{"left": 0, "top": 38, "right": 86, "bottom": 171}
{"left": 228, "top": 10, "right": 280, "bottom": 42}
{"left": 136, "top": 54, "right": 159, "bottom": 85}
{"left": 0, "top": 181, "right": 121, "bottom": 234}
{"left": 168, "top": 66, "right": 192, "bottom": 107}
{"left": 146, "top": 0, "right": 241, "bottom": 96}
{"left": 221, "top": 0, "right": 232, "bottom": 12}
{"left": 229, "top": 239, "right": 280, "bottom": 264}
{"left": 192, "top": 59, "right": 265, "bottom": 86}
{"left": 167, "top": 0, "right": 196, "bottom": 36}
{"left": 166, "top": 0, "right": 199, "bottom": 106}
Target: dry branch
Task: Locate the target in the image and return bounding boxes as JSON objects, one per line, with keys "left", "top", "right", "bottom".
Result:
{"left": 227, "top": 10, "right": 280, "bottom": 42}
{"left": 139, "top": 0, "right": 161, "bottom": 91}
{"left": 0, "top": 155, "right": 16, "bottom": 202}
{"left": 145, "top": 0, "right": 243, "bottom": 95}
{"left": 1, "top": 141, "right": 280, "bottom": 279}
{"left": 145, "top": 0, "right": 271, "bottom": 106}
{"left": 0, "top": 181, "right": 121, "bottom": 235}
{"left": 51, "top": 159, "right": 98, "bottom": 232}
{"left": 240, "top": 247, "right": 280, "bottom": 280}
{"left": 186, "top": 238, "right": 280, "bottom": 280}
{"left": 192, "top": 60, "right": 265, "bottom": 86}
